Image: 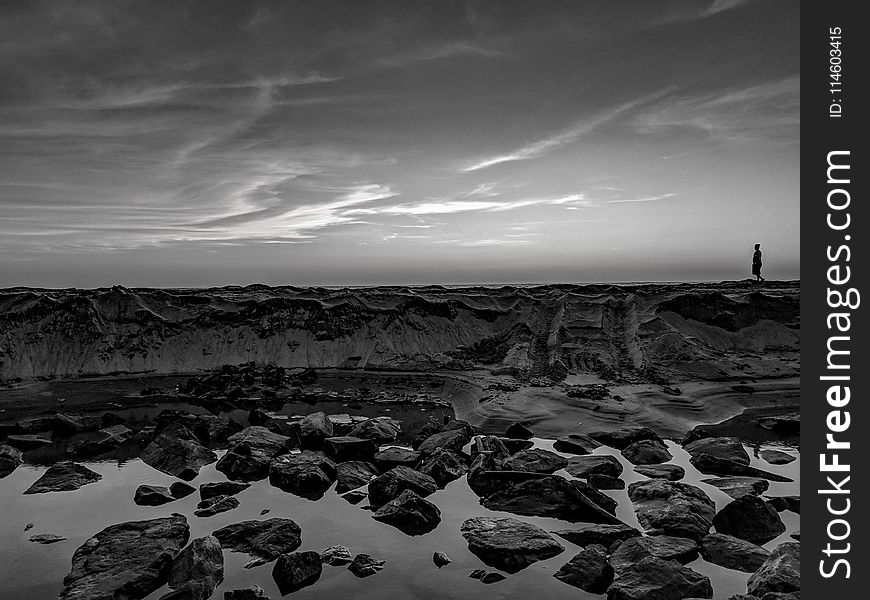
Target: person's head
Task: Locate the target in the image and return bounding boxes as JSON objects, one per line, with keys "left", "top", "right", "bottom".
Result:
{"left": 754, "top": 243, "right": 761, "bottom": 250}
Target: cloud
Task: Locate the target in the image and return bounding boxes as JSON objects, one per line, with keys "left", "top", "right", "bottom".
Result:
{"left": 605, "top": 193, "right": 680, "bottom": 204}
{"left": 701, "top": 0, "right": 753, "bottom": 18}
{"left": 461, "top": 89, "right": 674, "bottom": 172}
{"left": 357, "top": 193, "right": 589, "bottom": 216}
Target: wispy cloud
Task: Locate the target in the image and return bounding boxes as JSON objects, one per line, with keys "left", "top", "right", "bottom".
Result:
{"left": 605, "top": 193, "right": 680, "bottom": 204}
{"left": 355, "top": 193, "right": 589, "bottom": 216}
{"left": 462, "top": 90, "right": 673, "bottom": 172}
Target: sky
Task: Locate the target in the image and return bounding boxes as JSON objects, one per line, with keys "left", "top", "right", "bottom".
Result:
{"left": 0, "top": 0, "right": 800, "bottom": 288}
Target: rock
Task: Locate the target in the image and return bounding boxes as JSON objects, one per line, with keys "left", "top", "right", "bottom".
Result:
{"left": 469, "top": 569, "right": 486, "bottom": 579}
{"left": 482, "top": 475, "right": 620, "bottom": 523}
{"left": 349, "top": 417, "right": 401, "bottom": 444}
{"left": 700, "top": 533, "right": 770, "bottom": 572}
{"left": 367, "top": 466, "right": 438, "bottom": 506}
{"left": 347, "top": 553, "right": 385, "bottom": 578}
{"left": 606, "top": 555, "right": 713, "bottom": 600}
{"left": 24, "top": 462, "right": 102, "bottom": 494}
{"left": 67, "top": 425, "right": 133, "bottom": 458}
{"left": 6, "top": 434, "right": 53, "bottom": 451}
{"left": 194, "top": 496, "right": 240, "bottom": 518}
{"left": 634, "top": 464, "right": 685, "bottom": 481}
{"left": 320, "top": 545, "right": 353, "bottom": 566}
{"left": 373, "top": 447, "right": 421, "bottom": 470}
{"left": 505, "top": 422, "right": 534, "bottom": 440}
{"left": 0, "top": 444, "right": 23, "bottom": 478}
{"left": 460, "top": 516, "right": 565, "bottom": 573}
{"left": 553, "top": 434, "right": 601, "bottom": 455}
{"left": 200, "top": 481, "right": 250, "bottom": 501}
{"left": 140, "top": 430, "right": 217, "bottom": 481}
{"left": 499, "top": 437, "right": 535, "bottom": 454}
{"left": 766, "top": 495, "right": 800, "bottom": 514}
{"left": 712, "top": 495, "right": 786, "bottom": 544}
{"left": 216, "top": 427, "right": 290, "bottom": 482}
{"left": 759, "top": 449, "right": 796, "bottom": 465}
{"left": 135, "top": 485, "right": 176, "bottom": 506}
{"left": 297, "top": 412, "right": 333, "bottom": 450}
{"left": 224, "top": 586, "right": 268, "bottom": 600}
{"left": 790, "top": 530, "right": 799, "bottom": 541}
{"left": 24, "top": 522, "right": 33, "bottom": 531}
{"left": 481, "top": 572, "right": 506, "bottom": 584}
{"left": 54, "top": 413, "right": 101, "bottom": 435}
{"left": 689, "top": 453, "right": 793, "bottom": 482}
{"left": 502, "top": 448, "right": 568, "bottom": 474}
{"left": 701, "top": 477, "right": 769, "bottom": 499}
{"left": 553, "top": 524, "right": 641, "bottom": 548}
{"left": 565, "top": 455, "right": 623, "bottom": 478}
{"left": 269, "top": 451, "right": 337, "bottom": 500}
{"left": 411, "top": 417, "right": 445, "bottom": 449}
{"left": 622, "top": 439, "right": 673, "bottom": 465}
{"left": 433, "top": 552, "right": 451, "bottom": 567}
{"left": 372, "top": 489, "right": 442, "bottom": 535}
{"left": 418, "top": 428, "right": 470, "bottom": 455}
{"left": 609, "top": 536, "right": 699, "bottom": 570}
{"left": 417, "top": 448, "right": 468, "bottom": 487}
{"left": 627, "top": 479, "right": 715, "bottom": 540}
{"left": 554, "top": 545, "right": 613, "bottom": 593}
{"left": 17, "top": 415, "right": 58, "bottom": 433}
{"left": 746, "top": 542, "right": 800, "bottom": 597}
{"left": 589, "top": 427, "right": 661, "bottom": 450}
{"left": 30, "top": 533, "right": 66, "bottom": 544}
{"left": 342, "top": 490, "right": 367, "bottom": 504}
{"left": 322, "top": 436, "right": 377, "bottom": 462}
{"left": 684, "top": 436, "right": 750, "bottom": 464}
{"left": 167, "top": 536, "right": 224, "bottom": 599}
{"left": 59, "top": 515, "right": 190, "bottom": 600}
{"left": 335, "top": 461, "right": 378, "bottom": 493}
{"left": 170, "top": 482, "right": 197, "bottom": 499}
{"left": 212, "top": 519, "right": 301, "bottom": 564}
{"left": 589, "top": 474, "right": 626, "bottom": 490}
{"left": 756, "top": 414, "right": 799, "bottom": 435}
{"left": 271, "top": 551, "right": 322, "bottom": 595}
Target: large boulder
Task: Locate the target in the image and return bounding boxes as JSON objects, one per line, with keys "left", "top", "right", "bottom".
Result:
{"left": 502, "top": 448, "right": 568, "bottom": 474}
{"left": 554, "top": 544, "right": 613, "bottom": 593}
{"left": 367, "top": 466, "right": 438, "bottom": 506}
{"left": 553, "top": 434, "right": 601, "bottom": 455}
{"left": 297, "top": 412, "right": 333, "bottom": 450}
{"left": 622, "top": 440, "right": 673, "bottom": 465}
{"left": 67, "top": 425, "right": 133, "bottom": 458}
{"left": 634, "top": 464, "right": 685, "bottom": 481}
{"left": 609, "top": 536, "right": 699, "bottom": 570}
{"left": 701, "top": 476, "right": 769, "bottom": 499}
{"left": 460, "top": 516, "right": 565, "bottom": 573}
{"left": 481, "top": 475, "right": 620, "bottom": 524}
{"left": 347, "top": 553, "right": 385, "bottom": 578}
{"left": 59, "top": 515, "right": 190, "bottom": 600}
{"left": 0, "top": 444, "right": 23, "bottom": 478}
{"left": 712, "top": 495, "right": 786, "bottom": 544}
{"left": 194, "top": 495, "right": 240, "bottom": 518}
{"left": 216, "top": 427, "right": 290, "bottom": 482}
{"left": 165, "top": 535, "right": 224, "bottom": 600}
{"left": 371, "top": 489, "right": 442, "bottom": 535}
{"left": 565, "top": 455, "right": 623, "bottom": 478}
{"left": 700, "top": 533, "right": 770, "bottom": 572}
{"left": 418, "top": 428, "right": 470, "bottom": 455}
{"left": 373, "top": 447, "right": 421, "bottom": 470}
{"left": 505, "top": 422, "right": 535, "bottom": 440}
{"left": 759, "top": 449, "right": 796, "bottom": 465}
{"left": 24, "top": 461, "right": 102, "bottom": 494}
{"left": 271, "top": 551, "right": 322, "bottom": 595}
{"left": 627, "top": 479, "right": 715, "bottom": 540}
{"left": 269, "top": 451, "right": 337, "bottom": 500}
{"left": 417, "top": 448, "right": 468, "bottom": 487}
{"left": 140, "top": 429, "right": 217, "bottom": 481}
{"left": 335, "top": 461, "right": 378, "bottom": 493}
{"left": 321, "top": 436, "right": 377, "bottom": 463}
{"left": 607, "top": 556, "right": 713, "bottom": 600}
{"left": 349, "top": 417, "right": 401, "bottom": 444}
{"left": 199, "top": 481, "right": 249, "bottom": 501}
{"left": 746, "top": 542, "right": 800, "bottom": 597}
{"left": 553, "top": 524, "right": 641, "bottom": 548}
{"left": 134, "top": 485, "right": 176, "bottom": 506}
{"left": 690, "top": 453, "right": 792, "bottom": 482}
{"left": 684, "top": 437, "right": 750, "bottom": 464}
{"left": 589, "top": 427, "right": 661, "bottom": 450}
{"left": 212, "top": 519, "right": 302, "bottom": 565}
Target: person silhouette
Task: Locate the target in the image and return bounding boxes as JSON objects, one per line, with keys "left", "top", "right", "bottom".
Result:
{"left": 752, "top": 243, "right": 764, "bottom": 282}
